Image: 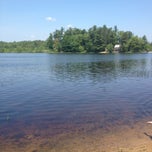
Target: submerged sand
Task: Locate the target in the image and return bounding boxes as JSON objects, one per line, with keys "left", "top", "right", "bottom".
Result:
{"left": 0, "top": 117, "right": 152, "bottom": 152}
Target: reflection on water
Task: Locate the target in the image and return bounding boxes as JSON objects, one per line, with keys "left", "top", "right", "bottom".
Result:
{"left": 0, "top": 53, "right": 152, "bottom": 141}
{"left": 52, "top": 55, "right": 152, "bottom": 82}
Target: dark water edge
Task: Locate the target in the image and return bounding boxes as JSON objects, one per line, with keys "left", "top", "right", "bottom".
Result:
{"left": 0, "top": 53, "right": 152, "bottom": 151}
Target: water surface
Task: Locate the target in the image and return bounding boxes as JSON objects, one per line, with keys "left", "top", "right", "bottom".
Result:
{"left": 0, "top": 53, "right": 152, "bottom": 144}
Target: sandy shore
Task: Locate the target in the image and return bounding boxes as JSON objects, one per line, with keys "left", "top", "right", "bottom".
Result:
{"left": 0, "top": 117, "right": 152, "bottom": 152}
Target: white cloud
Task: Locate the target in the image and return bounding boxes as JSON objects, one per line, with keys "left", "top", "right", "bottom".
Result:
{"left": 45, "top": 17, "right": 56, "bottom": 22}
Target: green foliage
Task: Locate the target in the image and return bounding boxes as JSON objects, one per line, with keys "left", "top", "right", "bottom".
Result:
{"left": 46, "top": 34, "right": 53, "bottom": 50}
{"left": 127, "top": 36, "right": 145, "bottom": 52}
{"left": 47, "top": 25, "right": 151, "bottom": 53}
{"left": 106, "top": 44, "right": 114, "bottom": 53}
{"left": 62, "top": 28, "right": 88, "bottom": 53}
{"left": 119, "top": 31, "right": 133, "bottom": 52}
{"left": 0, "top": 25, "right": 151, "bottom": 53}
{"left": 0, "top": 40, "right": 47, "bottom": 53}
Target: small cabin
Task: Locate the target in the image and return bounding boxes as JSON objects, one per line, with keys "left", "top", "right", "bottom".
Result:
{"left": 114, "top": 44, "right": 121, "bottom": 53}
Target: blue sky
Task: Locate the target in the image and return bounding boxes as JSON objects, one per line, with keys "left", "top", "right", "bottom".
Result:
{"left": 0, "top": 0, "right": 152, "bottom": 42}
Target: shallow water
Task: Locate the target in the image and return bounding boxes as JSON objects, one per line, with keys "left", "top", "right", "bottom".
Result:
{"left": 0, "top": 53, "right": 152, "bottom": 150}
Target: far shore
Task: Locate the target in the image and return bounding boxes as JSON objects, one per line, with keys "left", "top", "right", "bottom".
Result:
{"left": 1, "top": 50, "right": 152, "bottom": 54}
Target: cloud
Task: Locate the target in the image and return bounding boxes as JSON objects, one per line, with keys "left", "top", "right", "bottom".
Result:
{"left": 45, "top": 17, "right": 56, "bottom": 22}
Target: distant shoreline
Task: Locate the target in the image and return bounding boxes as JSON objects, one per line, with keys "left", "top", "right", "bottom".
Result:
{"left": 0, "top": 51, "right": 152, "bottom": 54}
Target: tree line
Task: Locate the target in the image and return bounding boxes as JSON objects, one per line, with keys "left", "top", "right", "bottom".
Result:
{"left": 0, "top": 25, "right": 152, "bottom": 53}
{"left": 0, "top": 40, "right": 47, "bottom": 53}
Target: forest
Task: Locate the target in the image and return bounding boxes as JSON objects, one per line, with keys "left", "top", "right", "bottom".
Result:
{"left": 0, "top": 25, "right": 152, "bottom": 53}
{"left": 0, "top": 40, "right": 47, "bottom": 53}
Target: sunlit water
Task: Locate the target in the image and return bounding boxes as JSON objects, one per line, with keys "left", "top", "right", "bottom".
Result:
{"left": 0, "top": 53, "right": 152, "bottom": 140}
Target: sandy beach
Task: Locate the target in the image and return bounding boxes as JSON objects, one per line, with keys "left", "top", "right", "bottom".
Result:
{"left": 0, "top": 117, "right": 152, "bottom": 152}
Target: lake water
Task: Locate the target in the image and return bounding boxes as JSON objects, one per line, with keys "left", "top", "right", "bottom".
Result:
{"left": 0, "top": 53, "right": 152, "bottom": 151}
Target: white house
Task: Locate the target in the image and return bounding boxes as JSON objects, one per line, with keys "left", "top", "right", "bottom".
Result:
{"left": 114, "top": 44, "right": 121, "bottom": 52}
